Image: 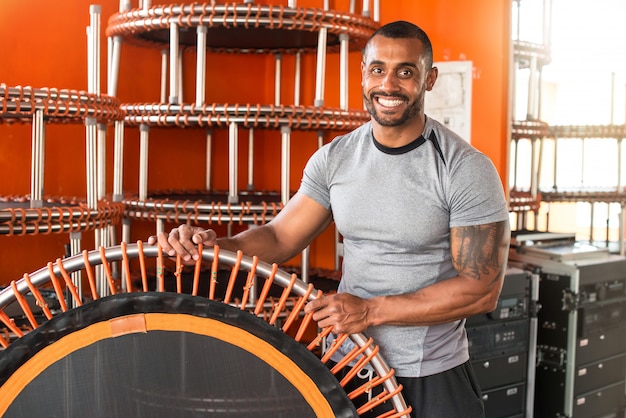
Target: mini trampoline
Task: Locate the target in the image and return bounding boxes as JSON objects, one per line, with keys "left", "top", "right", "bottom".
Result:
{"left": 0, "top": 243, "right": 411, "bottom": 417}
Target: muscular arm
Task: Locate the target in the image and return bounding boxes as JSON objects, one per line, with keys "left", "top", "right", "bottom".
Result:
{"left": 218, "top": 193, "right": 333, "bottom": 263}
{"left": 151, "top": 192, "right": 333, "bottom": 265}
{"left": 305, "top": 220, "right": 510, "bottom": 333}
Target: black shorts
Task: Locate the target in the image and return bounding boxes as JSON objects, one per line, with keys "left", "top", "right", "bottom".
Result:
{"left": 333, "top": 360, "right": 484, "bottom": 418}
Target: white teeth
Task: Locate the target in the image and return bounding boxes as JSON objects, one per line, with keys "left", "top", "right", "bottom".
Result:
{"left": 377, "top": 97, "right": 403, "bottom": 107}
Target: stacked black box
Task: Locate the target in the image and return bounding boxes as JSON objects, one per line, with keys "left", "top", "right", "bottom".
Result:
{"left": 508, "top": 231, "right": 626, "bottom": 417}
{"left": 466, "top": 268, "right": 536, "bottom": 418}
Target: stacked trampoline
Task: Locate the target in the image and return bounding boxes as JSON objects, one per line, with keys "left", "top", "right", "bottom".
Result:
{"left": 0, "top": 243, "right": 410, "bottom": 417}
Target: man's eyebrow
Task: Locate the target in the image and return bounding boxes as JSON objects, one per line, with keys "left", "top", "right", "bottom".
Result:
{"left": 366, "top": 59, "right": 419, "bottom": 69}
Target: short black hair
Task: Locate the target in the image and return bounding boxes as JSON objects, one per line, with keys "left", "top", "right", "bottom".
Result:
{"left": 364, "top": 21, "right": 434, "bottom": 70}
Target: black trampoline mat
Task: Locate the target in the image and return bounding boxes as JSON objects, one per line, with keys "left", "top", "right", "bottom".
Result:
{"left": 0, "top": 293, "right": 357, "bottom": 418}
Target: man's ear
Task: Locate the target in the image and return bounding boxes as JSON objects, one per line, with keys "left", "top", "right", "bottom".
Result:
{"left": 425, "top": 66, "right": 438, "bottom": 91}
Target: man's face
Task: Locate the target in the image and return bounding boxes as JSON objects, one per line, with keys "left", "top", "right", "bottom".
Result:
{"left": 361, "top": 36, "right": 433, "bottom": 127}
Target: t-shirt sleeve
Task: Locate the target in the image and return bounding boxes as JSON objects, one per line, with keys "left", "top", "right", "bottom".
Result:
{"left": 447, "top": 152, "right": 509, "bottom": 227}
{"left": 298, "top": 145, "right": 332, "bottom": 210}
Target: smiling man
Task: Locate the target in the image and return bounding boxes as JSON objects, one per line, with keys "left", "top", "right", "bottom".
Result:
{"left": 152, "top": 21, "right": 510, "bottom": 417}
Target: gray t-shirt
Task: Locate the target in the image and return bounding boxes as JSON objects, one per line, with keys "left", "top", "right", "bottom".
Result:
{"left": 298, "top": 116, "right": 509, "bottom": 377}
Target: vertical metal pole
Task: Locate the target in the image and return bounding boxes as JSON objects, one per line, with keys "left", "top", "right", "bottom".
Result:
{"left": 361, "top": 0, "right": 370, "bottom": 17}
{"left": 530, "top": 138, "right": 538, "bottom": 202}
{"left": 294, "top": 52, "right": 301, "bottom": 106}
{"left": 335, "top": 229, "right": 343, "bottom": 270}
{"left": 139, "top": 124, "right": 150, "bottom": 201}
{"left": 618, "top": 138, "right": 624, "bottom": 253}
{"left": 122, "top": 217, "right": 132, "bottom": 243}
{"left": 275, "top": 53, "right": 282, "bottom": 105}
{"left": 618, "top": 137, "right": 623, "bottom": 193}
{"left": 85, "top": 118, "right": 98, "bottom": 209}
{"left": 372, "top": 0, "right": 380, "bottom": 21}
{"left": 113, "top": 120, "right": 125, "bottom": 202}
{"left": 205, "top": 129, "right": 213, "bottom": 191}
{"left": 89, "top": 5, "right": 101, "bottom": 96}
{"left": 580, "top": 138, "right": 585, "bottom": 186}
{"left": 86, "top": 5, "right": 100, "bottom": 210}
{"left": 314, "top": 28, "right": 327, "bottom": 107}
{"left": 169, "top": 23, "right": 179, "bottom": 104}
{"left": 160, "top": 49, "right": 168, "bottom": 103}
{"left": 177, "top": 49, "right": 184, "bottom": 103}
{"left": 109, "top": 23, "right": 124, "bottom": 202}
{"left": 527, "top": 55, "right": 538, "bottom": 120}
{"left": 618, "top": 203, "right": 626, "bottom": 256}
{"left": 589, "top": 202, "right": 595, "bottom": 244}
{"left": 248, "top": 129, "right": 254, "bottom": 190}
{"left": 536, "top": 137, "right": 544, "bottom": 196}
{"left": 108, "top": 36, "right": 123, "bottom": 97}
{"left": 511, "top": 139, "right": 518, "bottom": 190}
{"left": 97, "top": 124, "right": 107, "bottom": 200}
{"left": 339, "top": 33, "right": 349, "bottom": 110}
{"left": 196, "top": 25, "right": 207, "bottom": 107}
{"left": 610, "top": 72, "right": 615, "bottom": 124}
{"left": 30, "top": 109, "right": 44, "bottom": 208}
{"left": 280, "top": 126, "right": 291, "bottom": 206}
{"left": 552, "top": 138, "right": 558, "bottom": 190}
{"left": 301, "top": 246, "right": 310, "bottom": 284}
{"left": 229, "top": 122, "right": 239, "bottom": 203}
{"left": 86, "top": 6, "right": 99, "bottom": 295}
{"left": 69, "top": 231, "right": 82, "bottom": 305}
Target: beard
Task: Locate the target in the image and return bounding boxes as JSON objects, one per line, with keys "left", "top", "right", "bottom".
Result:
{"left": 363, "top": 87, "right": 425, "bottom": 127}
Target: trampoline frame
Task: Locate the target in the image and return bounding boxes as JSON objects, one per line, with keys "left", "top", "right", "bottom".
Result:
{"left": 0, "top": 242, "right": 411, "bottom": 417}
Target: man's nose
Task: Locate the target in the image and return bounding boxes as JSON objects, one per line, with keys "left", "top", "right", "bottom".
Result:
{"left": 380, "top": 73, "right": 400, "bottom": 90}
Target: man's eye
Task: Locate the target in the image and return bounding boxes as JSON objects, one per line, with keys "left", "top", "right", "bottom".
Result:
{"left": 371, "top": 67, "right": 383, "bottom": 75}
{"left": 398, "top": 70, "right": 412, "bottom": 78}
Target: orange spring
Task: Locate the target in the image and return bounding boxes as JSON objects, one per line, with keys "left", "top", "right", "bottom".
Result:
{"left": 320, "top": 332, "right": 350, "bottom": 363}
{"left": 301, "top": 296, "right": 328, "bottom": 345}
{"left": 295, "top": 290, "right": 323, "bottom": 342}
{"left": 99, "top": 247, "right": 117, "bottom": 295}
{"left": 56, "top": 259, "right": 83, "bottom": 307}
{"left": 47, "top": 262, "right": 68, "bottom": 312}
{"left": 338, "top": 342, "right": 379, "bottom": 386}
{"left": 239, "top": 255, "right": 258, "bottom": 309}
{"left": 223, "top": 249, "right": 243, "bottom": 304}
{"left": 281, "top": 282, "right": 314, "bottom": 333}
{"left": 121, "top": 241, "right": 132, "bottom": 292}
{"left": 269, "top": 273, "right": 297, "bottom": 326}
{"left": 254, "top": 263, "right": 278, "bottom": 316}
{"left": 209, "top": 245, "right": 221, "bottom": 299}
{"left": 175, "top": 254, "right": 183, "bottom": 294}
{"left": 82, "top": 249, "right": 99, "bottom": 300}
{"left": 157, "top": 245, "right": 164, "bottom": 292}
{"left": 10, "top": 280, "right": 38, "bottom": 329}
{"left": 137, "top": 240, "right": 149, "bottom": 292}
{"left": 192, "top": 243, "right": 204, "bottom": 296}
{"left": 347, "top": 369, "right": 393, "bottom": 400}
{"left": 0, "top": 309, "right": 23, "bottom": 338}
{"left": 356, "top": 384, "right": 408, "bottom": 417}
{"left": 0, "top": 329, "right": 9, "bottom": 348}
{"left": 23, "top": 273, "right": 53, "bottom": 320}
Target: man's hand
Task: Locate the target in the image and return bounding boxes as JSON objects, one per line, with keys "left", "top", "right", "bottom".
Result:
{"left": 147, "top": 224, "right": 218, "bottom": 263}
{"left": 304, "top": 293, "right": 372, "bottom": 334}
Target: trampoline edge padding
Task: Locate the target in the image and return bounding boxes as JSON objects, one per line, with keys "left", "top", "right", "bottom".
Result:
{"left": 0, "top": 293, "right": 357, "bottom": 417}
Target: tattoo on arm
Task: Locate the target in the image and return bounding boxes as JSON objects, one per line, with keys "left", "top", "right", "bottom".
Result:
{"left": 451, "top": 221, "right": 509, "bottom": 281}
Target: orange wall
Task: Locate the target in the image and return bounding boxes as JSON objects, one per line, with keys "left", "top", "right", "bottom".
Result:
{"left": 0, "top": 0, "right": 510, "bottom": 282}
